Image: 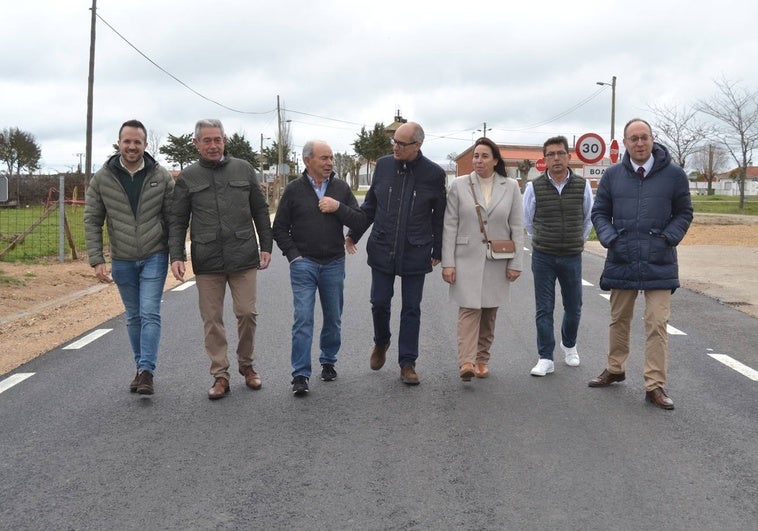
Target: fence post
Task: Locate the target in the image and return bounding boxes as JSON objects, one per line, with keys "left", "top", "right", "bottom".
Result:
{"left": 59, "top": 174, "right": 65, "bottom": 263}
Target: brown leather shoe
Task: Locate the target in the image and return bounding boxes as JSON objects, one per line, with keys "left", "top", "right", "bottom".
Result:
{"left": 588, "top": 369, "right": 626, "bottom": 387}
{"left": 474, "top": 363, "right": 489, "bottom": 378}
{"left": 370, "top": 343, "right": 389, "bottom": 371}
{"left": 239, "top": 366, "right": 262, "bottom": 390}
{"left": 129, "top": 371, "right": 140, "bottom": 393}
{"left": 135, "top": 371, "right": 154, "bottom": 395}
{"left": 459, "top": 362, "right": 475, "bottom": 381}
{"left": 646, "top": 387, "right": 674, "bottom": 410}
{"left": 208, "top": 377, "right": 230, "bottom": 400}
{"left": 400, "top": 365, "right": 420, "bottom": 385}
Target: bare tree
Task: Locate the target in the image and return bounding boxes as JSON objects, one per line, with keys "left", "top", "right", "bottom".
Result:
{"left": 446, "top": 152, "right": 459, "bottom": 175}
{"left": 696, "top": 77, "right": 758, "bottom": 209}
{"left": 690, "top": 143, "right": 729, "bottom": 196}
{"left": 648, "top": 103, "right": 707, "bottom": 168}
{"left": 147, "top": 129, "right": 163, "bottom": 163}
{"left": 333, "top": 152, "right": 355, "bottom": 181}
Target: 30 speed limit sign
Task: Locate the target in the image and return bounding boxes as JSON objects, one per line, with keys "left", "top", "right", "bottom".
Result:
{"left": 575, "top": 133, "right": 606, "bottom": 164}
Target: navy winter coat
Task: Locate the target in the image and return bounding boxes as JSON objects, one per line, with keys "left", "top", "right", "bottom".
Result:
{"left": 592, "top": 143, "right": 693, "bottom": 291}
{"left": 348, "top": 152, "right": 447, "bottom": 276}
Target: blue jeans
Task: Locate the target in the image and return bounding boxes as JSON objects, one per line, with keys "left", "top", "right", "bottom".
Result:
{"left": 110, "top": 252, "right": 168, "bottom": 373}
{"left": 289, "top": 257, "right": 345, "bottom": 378}
{"left": 370, "top": 269, "right": 425, "bottom": 367}
{"left": 531, "top": 250, "right": 582, "bottom": 361}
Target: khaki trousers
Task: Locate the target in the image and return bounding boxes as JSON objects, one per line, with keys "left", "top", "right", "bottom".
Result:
{"left": 195, "top": 268, "right": 258, "bottom": 380}
{"left": 607, "top": 289, "right": 670, "bottom": 391}
{"left": 456, "top": 307, "right": 498, "bottom": 367}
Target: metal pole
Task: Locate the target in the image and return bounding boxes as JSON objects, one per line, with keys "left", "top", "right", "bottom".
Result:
{"left": 610, "top": 75, "right": 616, "bottom": 141}
{"left": 58, "top": 174, "right": 65, "bottom": 262}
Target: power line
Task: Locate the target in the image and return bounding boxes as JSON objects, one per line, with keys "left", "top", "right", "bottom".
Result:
{"left": 96, "top": 14, "right": 276, "bottom": 116}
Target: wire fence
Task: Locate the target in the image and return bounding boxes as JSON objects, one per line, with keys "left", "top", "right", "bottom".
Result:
{"left": 0, "top": 173, "right": 102, "bottom": 263}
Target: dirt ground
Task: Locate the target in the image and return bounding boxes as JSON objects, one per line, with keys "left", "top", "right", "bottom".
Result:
{"left": 1, "top": 214, "right": 757, "bottom": 376}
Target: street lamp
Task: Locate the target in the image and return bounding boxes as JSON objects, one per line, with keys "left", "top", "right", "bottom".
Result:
{"left": 596, "top": 75, "right": 616, "bottom": 140}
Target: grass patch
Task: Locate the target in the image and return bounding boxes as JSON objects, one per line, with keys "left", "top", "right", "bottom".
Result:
{"left": 0, "top": 270, "right": 25, "bottom": 286}
{"left": 691, "top": 195, "right": 758, "bottom": 215}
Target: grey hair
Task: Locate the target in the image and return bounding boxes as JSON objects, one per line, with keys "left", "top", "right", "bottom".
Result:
{"left": 408, "top": 122, "right": 425, "bottom": 143}
{"left": 194, "top": 119, "right": 225, "bottom": 139}
{"left": 302, "top": 140, "right": 327, "bottom": 160}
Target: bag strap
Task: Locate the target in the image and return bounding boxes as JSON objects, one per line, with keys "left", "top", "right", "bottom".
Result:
{"left": 467, "top": 174, "right": 489, "bottom": 243}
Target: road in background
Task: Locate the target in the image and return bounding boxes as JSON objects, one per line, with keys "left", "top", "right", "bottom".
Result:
{"left": 2, "top": 243, "right": 757, "bottom": 530}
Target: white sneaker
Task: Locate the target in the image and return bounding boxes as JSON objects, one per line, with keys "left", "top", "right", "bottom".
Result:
{"left": 530, "top": 358, "right": 554, "bottom": 377}
{"left": 561, "top": 342, "right": 581, "bottom": 367}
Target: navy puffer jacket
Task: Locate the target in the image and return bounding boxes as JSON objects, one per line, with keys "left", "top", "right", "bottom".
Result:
{"left": 591, "top": 143, "right": 693, "bottom": 291}
{"left": 348, "top": 152, "right": 447, "bottom": 276}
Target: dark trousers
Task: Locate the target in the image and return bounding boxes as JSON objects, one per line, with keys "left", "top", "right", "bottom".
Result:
{"left": 370, "top": 269, "right": 426, "bottom": 367}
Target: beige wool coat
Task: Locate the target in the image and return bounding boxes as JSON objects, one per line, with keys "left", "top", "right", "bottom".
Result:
{"left": 441, "top": 171, "right": 524, "bottom": 309}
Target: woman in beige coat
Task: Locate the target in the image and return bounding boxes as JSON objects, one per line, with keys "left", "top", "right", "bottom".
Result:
{"left": 441, "top": 137, "right": 524, "bottom": 380}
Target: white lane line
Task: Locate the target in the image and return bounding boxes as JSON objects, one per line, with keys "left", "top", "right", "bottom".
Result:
{"left": 599, "top": 293, "right": 610, "bottom": 301}
{"left": 0, "top": 373, "right": 34, "bottom": 394}
{"left": 62, "top": 329, "right": 112, "bottom": 350}
{"left": 172, "top": 280, "right": 196, "bottom": 292}
{"left": 582, "top": 279, "right": 593, "bottom": 286}
{"left": 708, "top": 354, "right": 758, "bottom": 381}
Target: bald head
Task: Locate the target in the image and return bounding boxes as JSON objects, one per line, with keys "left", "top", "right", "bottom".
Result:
{"left": 392, "top": 122, "right": 424, "bottom": 161}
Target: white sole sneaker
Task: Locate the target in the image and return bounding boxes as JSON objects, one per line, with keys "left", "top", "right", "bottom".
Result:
{"left": 561, "top": 342, "right": 581, "bottom": 367}
{"left": 530, "top": 359, "right": 555, "bottom": 377}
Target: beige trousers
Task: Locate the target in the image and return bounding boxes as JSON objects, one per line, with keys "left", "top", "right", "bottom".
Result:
{"left": 607, "top": 289, "right": 670, "bottom": 391}
{"left": 456, "top": 307, "right": 498, "bottom": 367}
{"left": 195, "top": 268, "right": 258, "bottom": 380}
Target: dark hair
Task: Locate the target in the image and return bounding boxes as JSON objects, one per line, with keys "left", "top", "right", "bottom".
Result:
{"left": 543, "top": 135, "right": 569, "bottom": 155}
{"left": 119, "top": 119, "right": 147, "bottom": 140}
{"left": 623, "top": 118, "right": 652, "bottom": 138}
{"left": 473, "top": 137, "right": 506, "bottom": 176}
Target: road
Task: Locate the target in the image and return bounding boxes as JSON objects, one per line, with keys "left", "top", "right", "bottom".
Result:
{"left": 1, "top": 242, "right": 757, "bottom": 530}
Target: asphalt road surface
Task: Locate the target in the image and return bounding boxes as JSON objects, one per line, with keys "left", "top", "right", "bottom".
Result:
{"left": 2, "top": 242, "right": 757, "bottom": 530}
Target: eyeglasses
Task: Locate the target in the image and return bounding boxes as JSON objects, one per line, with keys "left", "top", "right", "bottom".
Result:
{"left": 544, "top": 151, "right": 567, "bottom": 158}
{"left": 626, "top": 135, "right": 651, "bottom": 144}
{"left": 391, "top": 138, "right": 417, "bottom": 148}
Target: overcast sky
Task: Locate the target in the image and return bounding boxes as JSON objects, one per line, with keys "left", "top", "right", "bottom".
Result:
{"left": 2, "top": 0, "right": 757, "bottom": 173}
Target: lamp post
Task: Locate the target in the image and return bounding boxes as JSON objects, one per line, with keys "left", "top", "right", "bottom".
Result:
{"left": 596, "top": 75, "right": 616, "bottom": 140}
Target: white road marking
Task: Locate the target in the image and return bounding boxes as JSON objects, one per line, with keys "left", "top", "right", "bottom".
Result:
{"left": 0, "top": 373, "right": 34, "bottom": 394}
{"left": 599, "top": 293, "right": 610, "bottom": 301}
{"left": 582, "top": 279, "right": 593, "bottom": 286}
{"left": 666, "top": 325, "right": 687, "bottom": 336}
{"left": 62, "top": 329, "right": 112, "bottom": 350}
{"left": 708, "top": 354, "right": 758, "bottom": 381}
{"left": 172, "top": 280, "right": 196, "bottom": 292}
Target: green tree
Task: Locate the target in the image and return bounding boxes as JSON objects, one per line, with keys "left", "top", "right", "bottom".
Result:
{"left": 352, "top": 123, "right": 392, "bottom": 185}
{"left": 0, "top": 127, "right": 42, "bottom": 176}
{"left": 159, "top": 133, "right": 197, "bottom": 170}
{"left": 225, "top": 132, "right": 259, "bottom": 169}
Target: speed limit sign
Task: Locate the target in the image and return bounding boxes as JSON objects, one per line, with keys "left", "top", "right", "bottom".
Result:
{"left": 575, "top": 133, "right": 606, "bottom": 164}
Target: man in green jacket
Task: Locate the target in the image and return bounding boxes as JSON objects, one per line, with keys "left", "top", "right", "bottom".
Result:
{"left": 84, "top": 119, "right": 174, "bottom": 396}
{"left": 169, "top": 119, "right": 273, "bottom": 400}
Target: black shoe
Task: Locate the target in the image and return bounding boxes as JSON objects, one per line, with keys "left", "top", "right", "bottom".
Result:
{"left": 292, "top": 375, "right": 309, "bottom": 396}
{"left": 320, "top": 364, "right": 337, "bottom": 382}
{"left": 129, "top": 371, "right": 140, "bottom": 393}
{"left": 135, "top": 371, "right": 154, "bottom": 395}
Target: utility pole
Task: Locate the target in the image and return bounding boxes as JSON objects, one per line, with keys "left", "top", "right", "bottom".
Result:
{"left": 85, "top": 0, "right": 97, "bottom": 190}
{"left": 596, "top": 75, "right": 616, "bottom": 140}
{"left": 276, "top": 95, "right": 283, "bottom": 207}
{"left": 75, "top": 153, "right": 84, "bottom": 173}
{"left": 707, "top": 143, "right": 714, "bottom": 196}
